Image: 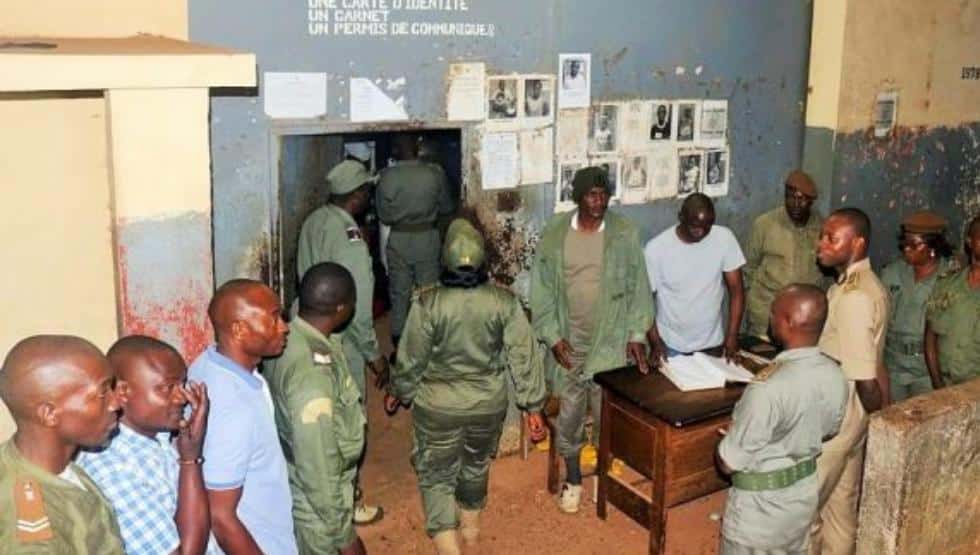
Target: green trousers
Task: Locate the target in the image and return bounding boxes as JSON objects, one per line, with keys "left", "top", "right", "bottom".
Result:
{"left": 411, "top": 405, "right": 505, "bottom": 536}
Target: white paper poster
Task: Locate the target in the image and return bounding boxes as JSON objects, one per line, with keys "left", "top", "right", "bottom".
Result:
{"left": 487, "top": 76, "right": 520, "bottom": 121}
{"left": 589, "top": 104, "right": 619, "bottom": 154}
{"left": 555, "top": 160, "right": 586, "bottom": 212}
{"left": 589, "top": 156, "right": 622, "bottom": 201}
{"left": 648, "top": 144, "right": 677, "bottom": 200}
{"left": 350, "top": 78, "right": 408, "bottom": 122}
{"left": 263, "top": 72, "right": 327, "bottom": 119}
{"left": 557, "top": 108, "right": 589, "bottom": 159}
{"left": 621, "top": 153, "right": 650, "bottom": 204}
{"left": 558, "top": 53, "right": 591, "bottom": 108}
{"left": 522, "top": 75, "right": 555, "bottom": 124}
{"left": 481, "top": 132, "right": 520, "bottom": 190}
{"left": 699, "top": 99, "right": 728, "bottom": 147}
{"left": 648, "top": 100, "right": 674, "bottom": 142}
{"left": 874, "top": 91, "right": 898, "bottom": 138}
{"left": 677, "top": 148, "right": 704, "bottom": 197}
{"left": 619, "top": 101, "right": 652, "bottom": 153}
{"left": 674, "top": 100, "right": 701, "bottom": 144}
{"left": 519, "top": 127, "right": 554, "bottom": 185}
{"left": 703, "top": 148, "right": 729, "bottom": 197}
{"left": 446, "top": 63, "right": 486, "bottom": 121}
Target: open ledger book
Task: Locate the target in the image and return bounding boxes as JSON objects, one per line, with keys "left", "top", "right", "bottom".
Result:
{"left": 661, "top": 352, "right": 756, "bottom": 392}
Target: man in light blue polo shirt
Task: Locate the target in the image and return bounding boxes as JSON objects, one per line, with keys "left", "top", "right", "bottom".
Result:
{"left": 189, "top": 279, "right": 297, "bottom": 555}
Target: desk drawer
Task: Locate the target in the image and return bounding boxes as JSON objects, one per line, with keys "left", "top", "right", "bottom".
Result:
{"left": 664, "top": 416, "right": 729, "bottom": 504}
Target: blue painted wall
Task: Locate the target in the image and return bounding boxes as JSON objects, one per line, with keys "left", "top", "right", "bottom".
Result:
{"left": 190, "top": 0, "right": 813, "bottom": 285}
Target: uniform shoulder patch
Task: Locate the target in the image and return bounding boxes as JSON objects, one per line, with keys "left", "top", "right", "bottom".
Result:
{"left": 842, "top": 272, "right": 860, "bottom": 292}
{"left": 14, "top": 477, "right": 53, "bottom": 543}
{"left": 301, "top": 397, "right": 333, "bottom": 423}
{"left": 312, "top": 351, "right": 334, "bottom": 365}
{"left": 753, "top": 362, "right": 782, "bottom": 382}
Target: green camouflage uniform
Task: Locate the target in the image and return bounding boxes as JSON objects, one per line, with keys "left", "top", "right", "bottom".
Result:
{"left": 0, "top": 440, "right": 125, "bottom": 554}
{"left": 880, "top": 258, "right": 957, "bottom": 400}
{"left": 265, "top": 318, "right": 366, "bottom": 554}
{"left": 926, "top": 267, "right": 980, "bottom": 386}
{"left": 744, "top": 207, "right": 826, "bottom": 338}
{"left": 390, "top": 220, "right": 546, "bottom": 536}
{"left": 375, "top": 160, "right": 455, "bottom": 338}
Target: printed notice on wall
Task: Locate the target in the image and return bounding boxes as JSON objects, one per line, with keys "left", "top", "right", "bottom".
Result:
{"left": 481, "top": 132, "right": 519, "bottom": 190}
{"left": 519, "top": 127, "right": 554, "bottom": 185}
{"left": 307, "top": 0, "right": 496, "bottom": 38}
{"left": 699, "top": 99, "right": 728, "bottom": 147}
{"left": 350, "top": 77, "right": 408, "bottom": 122}
{"left": 264, "top": 72, "right": 328, "bottom": 119}
{"left": 874, "top": 91, "right": 898, "bottom": 139}
{"left": 446, "top": 62, "right": 486, "bottom": 121}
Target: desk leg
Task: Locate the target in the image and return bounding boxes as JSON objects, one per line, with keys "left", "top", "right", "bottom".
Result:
{"left": 648, "top": 422, "right": 668, "bottom": 555}
{"left": 596, "top": 389, "right": 611, "bottom": 520}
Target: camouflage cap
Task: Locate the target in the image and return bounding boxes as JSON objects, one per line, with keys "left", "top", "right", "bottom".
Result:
{"left": 902, "top": 210, "right": 947, "bottom": 234}
{"left": 326, "top": 160, "right": 373, "bottom": 195}
{"left": 784, "top": 170, "right": 817, "bottom": 198}
{"left": 442, "top": 219, "right": 486, "bottom": 271}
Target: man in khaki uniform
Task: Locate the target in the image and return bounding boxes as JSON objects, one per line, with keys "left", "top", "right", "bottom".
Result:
{"left": 812, "top": 208, "right": 889, "bottom": 555}
{"left": 745, "top": 170, "right": 827, "bottom": 338}
{"left": 0, "top": 335, "right": 125, "bottom": 553}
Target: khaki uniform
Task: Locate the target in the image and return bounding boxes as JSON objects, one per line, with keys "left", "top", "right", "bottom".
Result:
{"left": 744, "top": 207, "right": 826, "bottom": 338}
{"left": 0, "top": 441, "right": 125, "bottom": 554}
{"left": 926, "top": 268, "right": 980, "bottom": 385}
{"left": 264, "top": 318, "right": 366, "bottom": 554}
{"left": 812, "top": 259, "right": 888, "bottom": 555}
{"left": 376, "top": 160, "right": 455, "bottom": 337}
{"left": 719, "top": 348, "right": 848, "bottom": 554}
{"left": 297, "top": 203, "right": 381, "bottom": 396}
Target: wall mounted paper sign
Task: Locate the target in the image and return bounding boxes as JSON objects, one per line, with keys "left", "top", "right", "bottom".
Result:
{"left": 589, "top": 156, "right": 622, "bottom": 202}
{"left": 648, "top": 144, "right": 677, "bottom": 200}
{"left": 589, "top": 103, "right": 619, "bottom": 154}
{"left": 350, "top": 77, "right": 408, "bottom": 122}
{"left": 648, "top": 100, "right": 674, "bottom": 142}
{"left": 702, "top": 148, "right": 729, "bottom": 197}
{"left": 519, "top": 127, "right": 554, "bottom": 185}
{"left": 874, "top": 91, "right": 898, "bottom": 138}
{"left": 558, "top": 53, "right": 591, "bottom": 108}
{"left": 677, "top": 148, "right": 704, "bottom": 197}
{"left": 555, "top": 159, "right": 586, "bottom": 212}
{"left": 621, "top": 153, "right": 650, "bottom": 204}
{"left": 674, "top": 100, "right": 702, "bottom": 144}
{"left": 263, "top": 72, "right": 327, "bottom": 119}
{"left": 521, "top": 75, "right": 555, "bottom": 124}
{"left": 446, "top": 62, "right": 486, "bottom": 121}
{"left": 699, "top": 99, "right": 728, "bottom": 147}
{"left": 480, "top": 132, "right": 520, "bottom": 190}
{"left": 619, "top": 101, "right": 652, "bottom": 154}
{"left": 557, "top": 108, "right": 589, "bottom": 160}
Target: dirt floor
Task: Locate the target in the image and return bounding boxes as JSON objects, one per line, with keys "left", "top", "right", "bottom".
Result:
{"left": 357, "top": 367, "right": 728, "bottom": 555}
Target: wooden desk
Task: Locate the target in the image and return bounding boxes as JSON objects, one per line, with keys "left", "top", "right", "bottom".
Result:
{"left": 594, "top": 367, "right": 745, "bottom": 554}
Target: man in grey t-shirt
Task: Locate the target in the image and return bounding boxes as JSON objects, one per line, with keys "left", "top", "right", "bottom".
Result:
{"left": 644, "top": 193, "right": 746, "bottom": 361}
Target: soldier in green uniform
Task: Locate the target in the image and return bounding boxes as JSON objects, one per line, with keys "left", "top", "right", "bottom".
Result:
{"left": 880, "top": 211, "right": 955, "bottom": 401}
{"left": 265, "top": 263, "right": 368, "bottom": 555}
{"left": 389, "top": 219, "right": 547, "bottom": 555}
{"left": 744, "top": 170, "right": 827, "bottom": 339}
{"left": 718, "top": 284, "right": 848, "bottom": 554}
{"left": 375, "top": 134, "right": 455, "bottom": 346}
{"left": 0, "top": 335, "right": 125, "bottom": 554}
{"left": 925, "top": 215, "right": 980, "bottom": 389}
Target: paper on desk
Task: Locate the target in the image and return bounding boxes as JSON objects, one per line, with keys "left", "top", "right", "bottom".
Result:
{"left": 350, "top": 77, "right": 408, "bottom": 122}
{"left": 661, "top": 353, "right": 753, "bottom": 392}
{"left": 263, "top": 72, "right": 327, "bottom": 119}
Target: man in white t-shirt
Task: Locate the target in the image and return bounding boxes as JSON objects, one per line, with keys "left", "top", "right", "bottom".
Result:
{"left": 644, "top": 193, "right": 746, "bottom": 362}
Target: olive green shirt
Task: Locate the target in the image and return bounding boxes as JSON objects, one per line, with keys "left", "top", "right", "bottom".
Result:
{"left": 297, "top": 204, "right": 380, "bottom": 377}
{"left": 0, "top": 441, "right": 125, "bottom": 554}
{"left": 744, "top": 207, "right": 826, "bottom": 338}
{"left": 264, "top": 318, "right": 365, "bottom": 553}
{"left": 926, "top": 268, "right": 980, "bottom": 385}
{"left": 391, "top": 283, "right": 546, "bottom": 415}
{"left": 376, "top": 160, "right": 454, "bottom": 228}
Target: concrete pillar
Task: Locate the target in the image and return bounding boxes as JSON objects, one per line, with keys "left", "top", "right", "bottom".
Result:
{"left": 106, "top": 88, "right": 214, "bottom": 360}
{"left": 857, "top": 379, "right": 980, "bottom": 554}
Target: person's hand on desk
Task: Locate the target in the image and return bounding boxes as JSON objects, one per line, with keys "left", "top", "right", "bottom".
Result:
{"left": 722, "top": 335, "right": 742, "bottom": 363}
{"left": 551, "top": 339, "right": 576, "bottom": 370}
{"left": 627, "top": 342, "right": 650, "bottom": 374}
{"left": 645, "top": 331, "right": 667, "bottom": 369}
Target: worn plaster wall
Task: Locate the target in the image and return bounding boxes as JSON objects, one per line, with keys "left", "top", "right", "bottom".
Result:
{"left": 0, "top": 1, "right": 187, "bottom": 39}
{"left": 805, "top": 0, "right": 980, "bottom": 266}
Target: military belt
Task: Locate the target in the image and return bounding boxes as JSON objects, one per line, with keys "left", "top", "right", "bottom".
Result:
{"left": 731, "top": 458, "right": 816, "bottom": 491}
{"left": 392, "top": 222, "right": 436, "bottom": 232}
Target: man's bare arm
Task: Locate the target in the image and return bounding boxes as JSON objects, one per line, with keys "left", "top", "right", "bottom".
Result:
{"left": 208, "top": 488, "right": 263, "bottom": 555}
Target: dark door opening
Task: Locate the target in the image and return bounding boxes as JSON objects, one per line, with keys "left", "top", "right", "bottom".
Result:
{"left": 276, "top": 129, "right": 462, "bottom": 309}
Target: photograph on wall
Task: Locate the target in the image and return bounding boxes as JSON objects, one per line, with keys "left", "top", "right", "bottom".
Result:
{"left": 621, "top": 154, "right": 650, "bottom": 204}
{"left": 589, "top": 104, "right": 619, "bottom": 153}
{"left": 619, "top": 101, "right": 651, "bottom": 153}
{"left": 557, "top": 108, "right": 589, "bottom": 159}
{"left": 487, "top": 77, "right": 519, "bottom": 120}
{"left": 674, "top": 100, "right": 701, "bottom": 143}
{"left": 590, "top": 157, "right": 622, "bottom": 201}
{"left": 556, "top": 160, "right": 586, "bottom": 211}
{"left": 699, "top": 99, "right": 728, "bottom": 147}
{"left": 703, "top": 148, "right": 729, "bottom": 197}
{"left": 648, "top": 144, "right": 677, "bottom": 200}
{"left": 648, "top": 101, "right": 673, "bottom": 141}
{"left": 677, "top": 149, "right": 703, "bottom": 197}
{"left": 523, "top": 77, "right": 554, "bottom": 120}
{"left": 558, "top": 53, "right": 591, "bottom": 108}
{"left": 874, "top": 90, "right": 898, "bottom": 138}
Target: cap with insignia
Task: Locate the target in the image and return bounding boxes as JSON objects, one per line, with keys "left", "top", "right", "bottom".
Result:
{"left": 442, "top": 218, "right": 486, "bottom": 272}
{"left": 901, "top": 210, "right": 947, "bottom": 234}
{"left": 784, "top": 170, "right": 817, "bottom": 198}
{"left": 326, "top": 160, "right": 374, "bottom": 195}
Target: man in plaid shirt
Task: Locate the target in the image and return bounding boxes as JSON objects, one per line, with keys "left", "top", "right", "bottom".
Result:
{"left": 78, "top": 336, "right": 212, "bottom": 555}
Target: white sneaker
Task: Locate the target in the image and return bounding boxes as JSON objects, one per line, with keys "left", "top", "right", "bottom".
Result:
{"left": 557, "top": 483, "right": 582, "bottom": 514}
{"left": 353, "top": 503, "right": 384, "bottom": 525}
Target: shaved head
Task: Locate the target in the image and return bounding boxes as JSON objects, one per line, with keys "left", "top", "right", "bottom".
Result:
{"left": 298, "top": 262, "right": 356, "bottom": 317}
{"left": 208, "top": 279, "right": 276, "bottom": 339}
{"left": 1, "top": 335, "right": 106, "bottom": 418}
{"left": 107, "top": 335, "right": 183, "bottom": 382}
{"left": 677, "top": 193, "right": 716, "bottom": 243}
{"left": 771, "top": 284, "right": 828, "bottom": 345}
{"left": 680, "top": 192, "right": 714, "bottom": 219}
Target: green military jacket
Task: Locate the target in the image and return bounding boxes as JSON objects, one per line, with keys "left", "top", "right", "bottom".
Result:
{"left": 0, "top": 441, "right": 125, "bottom": 554}
{"left": 744, "top": 207, "right": 826, "bottom": 338}
{"left": 264, "top": 318, "right": 365, "bottom": 553}
{"left": 529, "top": 210, "right": 653, "bottom": 382}
{"left": 926, "top": 268, "right": 980, "bottom": 385}
{"left": 297, "top": 204, "right": 380, "bottom": 376}
{"left": 376, "top": 160, "right": 454, "bottom": 229}
{"left": 391, "top": 283, "right": 546, "bottom": 415}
